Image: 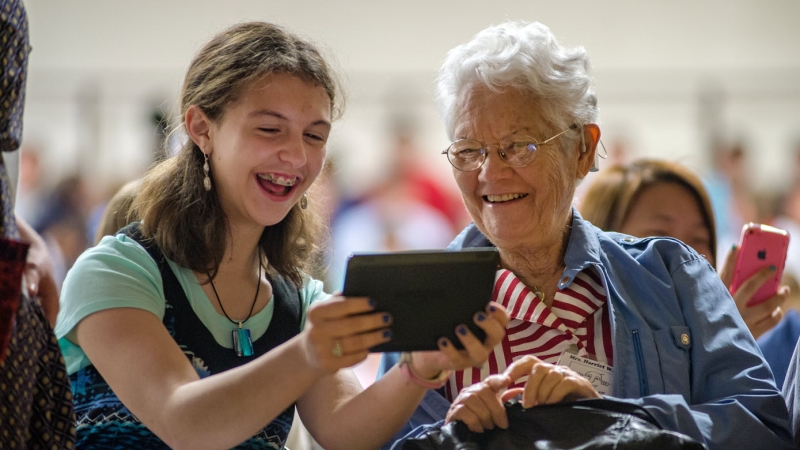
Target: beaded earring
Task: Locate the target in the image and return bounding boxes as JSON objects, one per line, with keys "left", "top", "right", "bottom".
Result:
{"left": 203, "top": 153, "right": 211, "bottom": 191}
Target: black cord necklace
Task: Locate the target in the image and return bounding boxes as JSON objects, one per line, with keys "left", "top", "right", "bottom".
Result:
{"left": 207, "top": 251, "right": 262, "bottom": 357}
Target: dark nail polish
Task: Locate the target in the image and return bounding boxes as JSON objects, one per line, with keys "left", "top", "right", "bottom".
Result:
{"left": 383, "top": 314, "right": 391, "bottom": 323}
{"left": 383, "top": 329, "right": 392, "bottom": 339}
{"left": 439, "top": 338, "right": 449, "bottom": 347}
{"left": 489, "top": 305, "right": 497, "bottom": 313}
{"left": 476, "top": 313, "right": 486, "bottom": 322}
{"left": 368, "top": 298, "right": 376, "bottom": 307}
{"left": 458, "top": 325, "right": 468, "bottom": 336}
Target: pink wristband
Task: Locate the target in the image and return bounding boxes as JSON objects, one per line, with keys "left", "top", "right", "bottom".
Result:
{"left": 399, "top": 352, "right": 451, "bottom": 389}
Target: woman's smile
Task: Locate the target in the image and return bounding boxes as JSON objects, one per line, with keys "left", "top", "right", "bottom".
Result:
{"left": 483, "top": 193, "right": 528, "bottom": 204}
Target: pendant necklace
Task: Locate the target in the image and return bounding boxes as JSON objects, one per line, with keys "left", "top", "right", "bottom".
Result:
{"left": 529, "top": 262, "right": 567, "bottom": 305}
{"left": 207, "top": 252, "right": 262, "bottom": 357}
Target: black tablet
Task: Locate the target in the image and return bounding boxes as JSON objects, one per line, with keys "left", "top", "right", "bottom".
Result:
{"left": 342, "top": 248, "right": 499, "bottom": 352}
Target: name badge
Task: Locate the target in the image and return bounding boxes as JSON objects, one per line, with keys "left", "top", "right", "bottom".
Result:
{"left": 556, "top": 349, "right": 613, "bottom": 395}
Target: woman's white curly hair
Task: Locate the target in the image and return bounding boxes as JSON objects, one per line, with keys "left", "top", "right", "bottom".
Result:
{"left": 436, "top": 21, "right": 598, "bottom": 148}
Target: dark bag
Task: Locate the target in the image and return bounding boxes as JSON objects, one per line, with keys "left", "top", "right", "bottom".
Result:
{"left": 401, "top": 398, "right": 706, "bottom": 450}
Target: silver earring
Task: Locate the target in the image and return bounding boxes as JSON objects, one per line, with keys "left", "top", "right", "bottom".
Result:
{"left": 203, "top": 153, "right": 212, "bottom": 191}
{"left": 300, "top": 193, "right": 308, "bottom": 210}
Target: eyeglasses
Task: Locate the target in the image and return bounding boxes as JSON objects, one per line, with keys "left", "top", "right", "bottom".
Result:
{"left": 442, "top": 124, "right": 578, "bottom": 172}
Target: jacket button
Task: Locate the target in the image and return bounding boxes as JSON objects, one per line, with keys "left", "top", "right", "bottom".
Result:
{"left": 680, "top": 334, "right": 690, "bottom": 345}
{"left": 560, "top": 276, "right": 570, "bottom": 285}
{"left": 623, "top": 237, "right": 635, "bottom": 243}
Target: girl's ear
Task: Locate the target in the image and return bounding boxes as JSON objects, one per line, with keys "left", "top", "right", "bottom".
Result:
{"left": 185, "top": 105, "right": 213, "bottom": 154}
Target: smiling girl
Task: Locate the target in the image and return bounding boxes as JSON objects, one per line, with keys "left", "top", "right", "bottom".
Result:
{"left": 55, "top": 22, "right": 507, "bottom": 450}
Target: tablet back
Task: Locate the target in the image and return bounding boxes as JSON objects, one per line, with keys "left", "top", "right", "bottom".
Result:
{"left": 342, "top": 248, "right": 499, "bottom": 352}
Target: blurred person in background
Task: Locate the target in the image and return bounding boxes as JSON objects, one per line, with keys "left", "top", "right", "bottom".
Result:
{"left": 34, "top": 175, "right": 92, "bottom": 287}
{"left": 752, "top": 154, "right": 800, "bottom": 390}
{"left": 329, "top": 121, "right": 464, "bottom": 291}
{"left": 55, "top": 21, "right": 508, "bottom": 449}
{"left": 379, "top": 21, "right": 791, "bottom": 449}
{"left": 705, "top": 140, "right": 759, "bottom": 264}
{"left": 92, "top": 179, "right": 141, "bottom": 245}
{"left": 14, "top": 144, "right": 45, "bottom": 225}
{"left": 0, "top": 0, "right": 76, "bottom": 447}
{"left": 580, "top": 159, "right": 789, "bottom": 340}
{"left": 580, "top": 159, "right": 797, "bottom": 389}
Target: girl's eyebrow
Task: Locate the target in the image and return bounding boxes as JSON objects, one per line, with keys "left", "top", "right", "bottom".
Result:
{"left": 248, "top": 109, "right": 331, "bottom": 129}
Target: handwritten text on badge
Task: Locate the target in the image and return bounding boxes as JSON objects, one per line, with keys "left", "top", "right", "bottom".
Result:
{"left": 557, "top": 352, "right": 614, "bottom": 395}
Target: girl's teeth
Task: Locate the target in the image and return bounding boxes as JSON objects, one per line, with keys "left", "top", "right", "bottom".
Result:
{"left": 258, "top": 174, "right": 297, "bottom": 186}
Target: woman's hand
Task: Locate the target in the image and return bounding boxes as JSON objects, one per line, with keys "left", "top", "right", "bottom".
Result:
{"left": 445, "top": 374, "right": 511, "bottom": 433}
{"left": 301, "top": 295, "right": 392, "bottom": 375}
{"left": 445, "top": 354, "right": 600, "bottom": 433}
{"left": 16, "top": 216, "right": 59, "bottom": 327}
{"left": 501, "top": 355, "right": 600, "bottom": 408}
{"left": 409, "top": 302, "right": 510, "bottom": 379}
{"left": 719, "top": 245, "right": 789, "bottom": 339}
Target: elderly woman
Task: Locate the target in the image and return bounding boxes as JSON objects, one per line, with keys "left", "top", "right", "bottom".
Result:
{"left": 378, "top": 22, "right": 791, "bottom": 449}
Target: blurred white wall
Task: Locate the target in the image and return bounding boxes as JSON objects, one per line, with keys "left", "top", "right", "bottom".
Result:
{"left": 22, "top": 0, "right": 800, "bottom": 197}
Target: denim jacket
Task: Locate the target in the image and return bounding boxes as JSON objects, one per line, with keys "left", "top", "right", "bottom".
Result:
{"left": 378, "top": 209, "right": 792, "bottom": 450}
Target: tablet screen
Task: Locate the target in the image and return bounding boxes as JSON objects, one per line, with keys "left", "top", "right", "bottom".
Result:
{"left": 342, "top": 248, "right": 499, "bottom": 352}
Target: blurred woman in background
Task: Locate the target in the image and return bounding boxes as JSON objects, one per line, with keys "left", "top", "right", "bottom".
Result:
{"left": 580, "top": 159, "right": 800, "bottom": 390}
{"left": 580, "top": 158, "right": 789, "bottom": 340}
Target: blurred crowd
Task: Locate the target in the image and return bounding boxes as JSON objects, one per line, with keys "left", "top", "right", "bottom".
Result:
{"left": 19, "top": 128, "right": 800, "bottom": 299}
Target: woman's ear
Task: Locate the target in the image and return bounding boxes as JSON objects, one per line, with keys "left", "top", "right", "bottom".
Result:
{"left": 185, "top": 105, "right": 213, "bottom": 154}
{"left": 576, "top": 124, "right": 601, "bottom": 178}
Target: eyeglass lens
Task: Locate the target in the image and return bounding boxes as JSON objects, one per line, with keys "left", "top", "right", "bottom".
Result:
{"left": 448, "top": 137, "right": 539, "bottom": 171}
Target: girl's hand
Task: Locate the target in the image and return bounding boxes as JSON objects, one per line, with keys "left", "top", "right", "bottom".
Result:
{"left": 501, "top": 355, "right": 600, "bottom": 408}
{"left": 445, "top": 374, "right": 511, "bottom": 433}
{"left": 301, "top": 296, "right": 392, "bottom": 374}
{"left": 719, "top": 245, "right": 789, "bottom": 339}
{"left": 409, "top": 302, "right": 509, "bottom": 379}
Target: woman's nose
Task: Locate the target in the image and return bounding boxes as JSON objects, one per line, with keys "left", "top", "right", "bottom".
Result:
{"left": 478, "top": 146, "right": 512, "bottom": 180}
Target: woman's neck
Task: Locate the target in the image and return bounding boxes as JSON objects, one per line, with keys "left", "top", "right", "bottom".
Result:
{"left": 498, "top": 218, "right": 573, "bottom": 307}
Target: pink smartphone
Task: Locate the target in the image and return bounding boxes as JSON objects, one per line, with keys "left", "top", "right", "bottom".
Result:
{"left": 730, "top": 223, "right": 790, "bottom": 307}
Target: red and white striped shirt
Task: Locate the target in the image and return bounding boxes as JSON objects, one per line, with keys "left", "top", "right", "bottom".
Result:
{"left": 444, "top": 267, "right": 613, "bottom": 402}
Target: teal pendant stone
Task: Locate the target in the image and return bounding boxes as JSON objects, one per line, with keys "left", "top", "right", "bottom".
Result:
{"left": 231, "top": 328, "right": 254, "bottom": 357}
{"left": 238, "top": 328, "right": 254, "bottom": 357}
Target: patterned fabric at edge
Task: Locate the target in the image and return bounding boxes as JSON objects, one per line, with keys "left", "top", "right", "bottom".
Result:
{"left": 0, "top": 0, "right": 29, "bottom": 154}
{"left": 0, "top": 286, "right": 77, "bottom": 449}
{"left": 69, "top": 223, "right": 302, "bottom": 449}
{"left": 0, "top": 0, "right": 77, "bottom": 448}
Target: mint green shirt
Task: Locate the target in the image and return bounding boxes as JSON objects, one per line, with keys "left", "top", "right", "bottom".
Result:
{"left": 55, "top": 233, "right": 329, "bottom": 375}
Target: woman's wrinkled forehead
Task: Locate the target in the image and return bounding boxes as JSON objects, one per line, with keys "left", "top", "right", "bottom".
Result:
{"left": 452, "top": 84, "right": 548, "bottom": 141}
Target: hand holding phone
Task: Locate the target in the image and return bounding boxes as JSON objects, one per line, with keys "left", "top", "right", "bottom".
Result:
{"left": 729, "top": 223, "right": 790, "bottom": 307}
